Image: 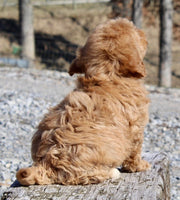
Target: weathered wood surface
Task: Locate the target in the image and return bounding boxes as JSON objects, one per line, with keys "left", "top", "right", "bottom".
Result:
{"left": 2, "top": 152, "right": 170, "bottom": 200}
{"left": 158, "top": 0, "right": 173, "bottom": 87}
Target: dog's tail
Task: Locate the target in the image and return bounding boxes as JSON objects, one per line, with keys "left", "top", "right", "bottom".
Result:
{"left": 16, "top": 165, "right": 53, "bottom": 186}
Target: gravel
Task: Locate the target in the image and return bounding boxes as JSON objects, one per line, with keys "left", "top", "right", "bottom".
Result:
{"left": 0, "top": 67, "right": 180, "bottom": 199}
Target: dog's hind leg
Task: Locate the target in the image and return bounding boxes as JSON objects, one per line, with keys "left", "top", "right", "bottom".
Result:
{"left": 121, "top": 143, "right": 151, "bottom": 173}
{"left": 121, "top": 154, "right": 150, "bottom": 172}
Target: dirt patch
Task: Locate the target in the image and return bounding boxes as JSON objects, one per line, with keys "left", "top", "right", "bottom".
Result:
{"left": 0, "top": 3, "right": 180, "bottom": 87}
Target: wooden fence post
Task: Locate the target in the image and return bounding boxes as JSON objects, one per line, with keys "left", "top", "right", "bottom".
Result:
{"left": 158, "top": 0, "right": 173, "bottom": 87}
{"left": 132, "top": 0, "right": 143, "bottom": 28}
{"left": 20, "top": 0, "right": 35, "bottom": 68}
{"left": 72, "top": 0, "right": 76, "bottom": 9}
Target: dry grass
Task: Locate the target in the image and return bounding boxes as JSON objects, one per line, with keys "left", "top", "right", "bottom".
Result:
{"left": 0, "top": 3, "right": 180, "bottom": 87}
{"left": 33, "top": 4, "right": 110, "bottom": 44}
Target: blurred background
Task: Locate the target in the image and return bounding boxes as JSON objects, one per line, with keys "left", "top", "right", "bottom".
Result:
{"left": 0, "top": 0, "right": 179, "bottom": 87}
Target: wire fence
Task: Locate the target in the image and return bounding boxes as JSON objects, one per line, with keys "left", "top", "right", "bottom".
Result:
{"left": 0, "top": 0, "right": 111, "bottom": 71}
{"left": 0, "top": 0, "right": 110, "bottom": 7}
{"left": 0, "top": 0, "right": 180, "bottom": 87}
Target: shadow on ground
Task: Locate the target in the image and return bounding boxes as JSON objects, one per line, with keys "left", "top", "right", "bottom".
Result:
{"left": 0, "top": 18, "right": 78, "bottom": 71}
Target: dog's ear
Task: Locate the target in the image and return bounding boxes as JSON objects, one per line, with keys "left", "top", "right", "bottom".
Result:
{"left": 123, "top": 52, "right": 146, "bottom": 78}
{"left": 69, "top": 48, "right": 85, "bottom": 76}
{"left": 125, "top": 29, "right": 147, "bottom": 78}
{"left": 117, "top": 40, "right": 146, "bottom": 78}
{"left": 69, "top": 58, "right": 84, "bottom": 76}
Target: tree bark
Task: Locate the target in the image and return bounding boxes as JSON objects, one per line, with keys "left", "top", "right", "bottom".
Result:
{"left": 20, "top": 0, "right": 35, "bottom": 68}
{"left": 158, "top": 0, "right": 173, "bottom": 87}
{"left": 132, "top": 0, "right": 143, "bottom": 28}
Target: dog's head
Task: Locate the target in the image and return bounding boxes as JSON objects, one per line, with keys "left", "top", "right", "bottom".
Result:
{"left": 69, "top": 18, "right": 147, "bottom": 79}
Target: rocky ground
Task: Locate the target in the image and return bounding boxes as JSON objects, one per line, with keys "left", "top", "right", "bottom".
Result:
{"left": 0, "top": 67, "right": 180, "bottom": 199}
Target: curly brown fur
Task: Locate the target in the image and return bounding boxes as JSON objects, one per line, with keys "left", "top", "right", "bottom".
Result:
{"left": 16, "top": 18, "right": 150, "bottom": 186}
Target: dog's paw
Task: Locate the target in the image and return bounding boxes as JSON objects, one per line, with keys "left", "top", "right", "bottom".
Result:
{"left": 110, "top": 168, "right": 121, "bottom": 180}
{"left": 144, "top": 161, "right": 151, "bottom": 170}
{"left": 137, "top": 160, "right": 151, "bottom": 172}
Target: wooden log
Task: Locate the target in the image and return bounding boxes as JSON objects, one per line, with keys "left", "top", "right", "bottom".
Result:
{"left": 2, "top": 152, "right": 170, "bottom": 200}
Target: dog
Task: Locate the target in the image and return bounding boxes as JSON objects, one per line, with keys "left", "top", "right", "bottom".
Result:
{"left": 16, "top": 18, "right": 150, "bottom": 186}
